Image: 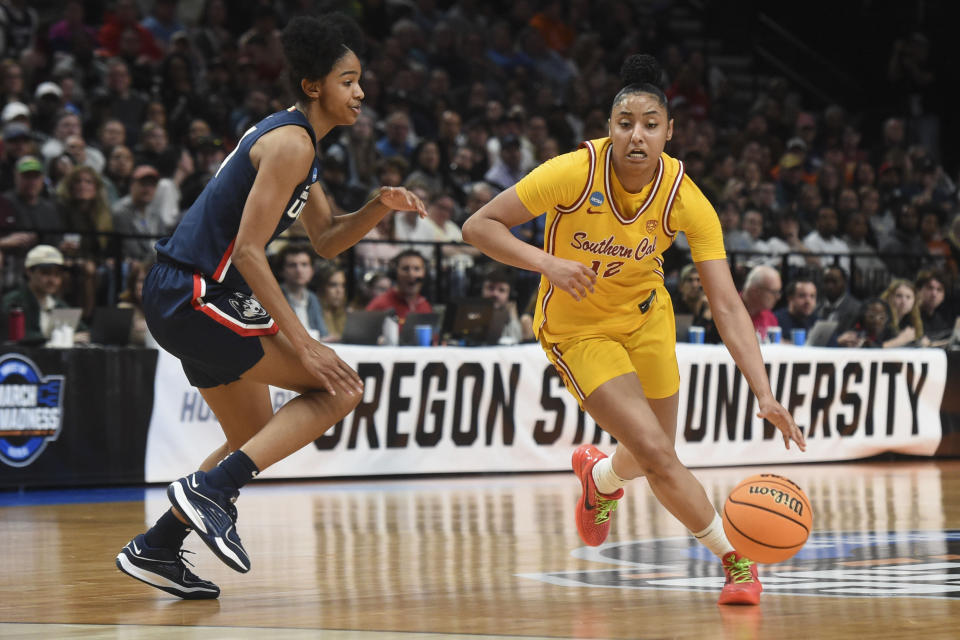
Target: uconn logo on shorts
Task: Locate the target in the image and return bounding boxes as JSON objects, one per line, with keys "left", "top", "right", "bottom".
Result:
{"left": 0, "top": 354, "right": 64, "bottom": 467}
{"left": 228, "top": 292, "right": 270, "bottom": 321}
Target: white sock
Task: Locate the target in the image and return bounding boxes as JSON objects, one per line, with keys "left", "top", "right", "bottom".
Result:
{"left": 692, "top": 512, "right": 735, "bottom": 558}
{"left": 592, "top": 457, "right": 628, "bottom": 495}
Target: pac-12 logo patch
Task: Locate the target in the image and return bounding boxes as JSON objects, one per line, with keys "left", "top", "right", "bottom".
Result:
{"left": 519, "top": 530, "right": 960, "bottom": 599}
{"left": 0, "top": 354, "right": 64, "bottom": 467}
{"left": 228, "top": 292, "right": 270, "bottom": 321}
{"left": 589, "top": 191, "right": 604, "bottom": 206}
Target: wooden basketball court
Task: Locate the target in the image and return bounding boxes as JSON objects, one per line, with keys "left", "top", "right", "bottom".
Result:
{"left": 1, "top": 459, "right": 959, "bottom": 639}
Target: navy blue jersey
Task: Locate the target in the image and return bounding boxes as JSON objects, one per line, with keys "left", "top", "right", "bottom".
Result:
{"left": 156, "top": 107, "right": 321, "bottom": 292}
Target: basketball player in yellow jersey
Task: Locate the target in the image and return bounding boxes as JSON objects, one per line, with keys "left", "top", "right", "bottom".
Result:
{"left": 463, "top": 54, "right": 806, "bottom": 606}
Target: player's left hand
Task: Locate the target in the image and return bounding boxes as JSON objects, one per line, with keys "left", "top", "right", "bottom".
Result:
{"left": 378, "top": 186, "right": 428, "bottom": 218}
{"left": 757, "top": 397, "right": 806, "bottom": 452}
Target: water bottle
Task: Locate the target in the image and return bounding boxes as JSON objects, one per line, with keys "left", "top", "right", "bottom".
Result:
{"left": 7, "top": 307, "right": 24, "bottom": 341}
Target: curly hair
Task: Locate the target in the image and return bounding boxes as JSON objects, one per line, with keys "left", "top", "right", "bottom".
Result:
{"left": 612, "top": 53, "right": 669, "bottom": 117}
{"left": 281, "top": 13, "right": 364, "bottom": 101}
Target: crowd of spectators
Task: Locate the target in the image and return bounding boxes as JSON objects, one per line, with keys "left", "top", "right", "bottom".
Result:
{"left": 0, "top": 0, "right": 955, "bottom": 349}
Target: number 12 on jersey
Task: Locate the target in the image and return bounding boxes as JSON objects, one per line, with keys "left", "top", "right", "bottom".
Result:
{"left": 590, "top": 260, "right": 624, "bottom": 278}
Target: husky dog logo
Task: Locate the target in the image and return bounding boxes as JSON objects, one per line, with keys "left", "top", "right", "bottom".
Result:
{"left": 0, "top": 354, "right": 64, "bottom": 467}
{"left": 228, "top": 293, "right": 269, "bottom": 321}
{"left": 645, "top": 220, "right": 658, "bottom": 233}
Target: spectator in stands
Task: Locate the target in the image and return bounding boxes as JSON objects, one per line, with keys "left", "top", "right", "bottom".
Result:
{"left": 918, "top": 208, "right": 955, "bottom": 275}
{"left": 879, "top": 202, "right": 928, "bottom": 278}
{"left": 476, "top": 264, "right": 523, "bottom": 345}
{"left": 0, "top": 0, "right": 38, "bottom": 61}
{"left": 320, "top": 150, "right": 367, "bottom": 213}
{"left": 741, "top": 264, "right": 782, "bottom": 337}
{"left": 112, "top": 164, "right": 164, "bottom": 262}
{"left": 757, "top": 213, "right": 811, "bottom": 269}
{"left": 41, "top": 112, "right": 105, "bottom": 173}
{"left": 0, "top": 122, "right": 35, "bottom": 192}
{"left": 97, "top": 118, "right": 127, "bottom": 156}
{"left": 4, "top": 155, "right": 63, "bottom": 245}
{"left": 102, "top": 144, "right": 134, "bottom": 204}
{"left": 404, "top": 139, "right": 447, "bottom": 197}
{"left": 718, "top": 200, "right": 753, "bottom": 253}
{"left": 837, "top": 298, "right": 896, "bottom": 348}
{"left": 673, "top": 263, "right": 716, "bottom": 341}
{"left": 350, "top": 270, "right": 391, "bottom": 312}
{"left": 134, "top": 121, "right": 179, "bottom": 178}
{"left": 915, "top": 270, "right": 954, "bottom": 345}
{"left": 317, "top": 263, "right": 347, "bottom": 342}
{"left": 1, "top": 244, "right": 81, "bottom": 344}
{"left": 484, "top": 134, "right": 527, "bottom": 191}
{"left": 97, "top": 0, "right": 162, "bottom": 61}
{"left": 91, "top": 58, "right": 148, "bottom": 144}
{"left": 56, "top": 165, "right": 114, "bottom": 259}
{"left": 140, "top": 0, "right": 183, "bottom": 52}
{"left": 803, "top": 206, "right": 850, "bottom": 273}
{"left": 817, "top": 266, "right": 861, "bottom": 335}
{"left": 366, "top": 248, "right": 432, "bottom": 324}
{"left": 376, "top": 111, "right": 414, "bottom": 160}
{"left": 842, "top": 211, "right": 888, "bottom": 285}
{"left": 47, "top": 0, "right": 97, "bottom": 55}
{"left": 880, "top": 278, "right": 923, "bottom": 347}
{"left": 117, "top": 258, "right": 149, "bottom": 345}
{"left": 774, "top": 276, "right": 819, "bottom": 342}
{"left": 278, "top": 243, "right": 326, "bottom": 340}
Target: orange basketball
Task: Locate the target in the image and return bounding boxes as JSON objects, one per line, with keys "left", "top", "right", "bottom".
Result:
{"left": 721, "top": 473, "right": 813, "bottom": 564}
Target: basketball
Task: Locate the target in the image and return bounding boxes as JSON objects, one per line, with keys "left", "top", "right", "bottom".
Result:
{"left": 721, "top": 473, "right": 813, "bottom": 564}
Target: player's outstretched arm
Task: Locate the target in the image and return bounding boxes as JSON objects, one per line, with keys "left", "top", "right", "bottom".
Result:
{"left": 462, "top": 187, "right": 596, "bottom": 301}
{"left": 697, "top": 258, "right": 806, "bottom": 451}
{"left": 301, "top": 186, "right": 426, "bottom": 258}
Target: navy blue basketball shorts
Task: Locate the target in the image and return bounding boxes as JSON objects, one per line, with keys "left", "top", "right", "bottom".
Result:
{"left": 143, "top": 261, "right": 279, "bottom": 388}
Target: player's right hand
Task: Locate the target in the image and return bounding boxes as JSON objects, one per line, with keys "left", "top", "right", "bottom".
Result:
{"left": 543, "top": 256, "right": 596, "bottom": 302}
{"left": 299, "top": 341, "right": 363, "bottom": 397}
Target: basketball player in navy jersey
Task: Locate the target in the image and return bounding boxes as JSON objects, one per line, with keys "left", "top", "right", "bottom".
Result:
{"left": 115, "top": 14, "right": 427, "bottom": 599}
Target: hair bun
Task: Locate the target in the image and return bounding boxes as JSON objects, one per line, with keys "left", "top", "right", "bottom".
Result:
{"left": 620, "top": 54, "right": 662, "bottom": 88}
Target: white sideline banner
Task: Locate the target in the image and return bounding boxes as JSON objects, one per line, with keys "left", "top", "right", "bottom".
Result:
{"left": 144, "top": 344, "right": 947, "bottom": 483}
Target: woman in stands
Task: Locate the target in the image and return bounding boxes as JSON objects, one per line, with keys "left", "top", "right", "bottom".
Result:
{"left": 463, "top": 54, "right": 805, "bottom": 606}
{"left": 115, "top": 14, "right": 425, "bottom": 599}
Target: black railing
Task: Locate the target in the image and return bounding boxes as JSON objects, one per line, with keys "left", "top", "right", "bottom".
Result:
{"left": 2, "top": 229, "right": 953, "bottom": 312}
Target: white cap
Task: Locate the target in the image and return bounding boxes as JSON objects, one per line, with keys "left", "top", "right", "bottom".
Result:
{"left": 1, "top": 101, "right": 30, "bottom": 123}
{"left": 25, "top": 244, "right": 64, "bottom": 269}
{"left": 34, "top": 81, "right": 63, "bottom": 100}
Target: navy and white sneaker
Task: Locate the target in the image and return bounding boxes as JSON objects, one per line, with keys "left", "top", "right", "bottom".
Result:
{"left": 167, "top": 471, "right": 250, "bottom": 573}
{"left": 116, "top": 534, "right": 219, "bottom": 599}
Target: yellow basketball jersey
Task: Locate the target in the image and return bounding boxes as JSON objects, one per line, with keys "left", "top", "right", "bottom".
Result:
{"left": 516, "top": 137, "right": 726, "bottom": 342}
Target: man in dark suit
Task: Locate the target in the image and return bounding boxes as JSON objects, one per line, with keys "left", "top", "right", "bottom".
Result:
{"left": 817, "top": 265, "right": 861, "bottom": 334}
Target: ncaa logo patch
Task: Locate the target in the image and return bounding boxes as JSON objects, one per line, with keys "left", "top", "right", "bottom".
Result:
{"left": 589, "top": 191, "right": 604, "bottom": 206}
{"left": 519, "top": 530, "right": 960, "bottom": 599}
{"left": 228, "top": 293, "right": 270, "bottom": 321}
{"left": 0, "top": 354, "right": 64, "bottom": 467}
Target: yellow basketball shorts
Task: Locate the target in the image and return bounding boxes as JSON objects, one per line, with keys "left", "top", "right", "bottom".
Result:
{"left": 540, "top": 288, "right": 680, "bottom": 406}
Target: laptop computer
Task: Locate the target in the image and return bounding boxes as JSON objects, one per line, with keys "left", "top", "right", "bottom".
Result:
{"left": 50, "top": 307, "right": 83, "bottom": 330}
{"left": 399, "top": 312, "right": 442, "bottom": 346}
{"left": 341, "top": 310, "right": 392, "bottom": 345}
{"left": 444, "top": 298, "right": 507, "bottom": 346}
{"left": 90, "top": 306, "right": 135, "bottom": 346}
{"left": 806, "top": 320, "right": 838, "bottom": 347}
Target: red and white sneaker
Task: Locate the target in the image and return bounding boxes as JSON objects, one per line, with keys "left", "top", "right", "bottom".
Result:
{"left": 571, "top": 445, "right": 623, "bottom": 546}
{"left": 718, "top": 551, "right": 762, "bottom": 605}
